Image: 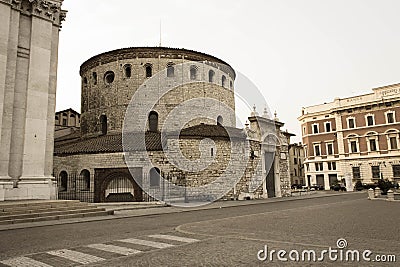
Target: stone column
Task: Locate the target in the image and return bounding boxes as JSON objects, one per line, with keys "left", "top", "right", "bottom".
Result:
{"left": 0, "top": 0, "right": 66, "bottom": 200}
{"left": 0, "top": 2, "right": 13, "bottom": 181}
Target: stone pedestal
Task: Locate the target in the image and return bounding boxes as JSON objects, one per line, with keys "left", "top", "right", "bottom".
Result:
{"left": 374, "top": 187, "right": 381, "bottom": 198}
{"left": 387, "top": 190, "right": 394, "bottom": 201}
{"left": 367, "top": 188, "right": 374, "bottom": 199}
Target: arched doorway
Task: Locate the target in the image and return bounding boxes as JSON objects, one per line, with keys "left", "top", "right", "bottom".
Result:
{"left": 263, "top": 134, "right": 280, "bottom": 198}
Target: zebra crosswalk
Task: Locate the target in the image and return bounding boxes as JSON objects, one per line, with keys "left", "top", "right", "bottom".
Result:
{"left": 0, "top": 234, "right": 199, "bottom": 267}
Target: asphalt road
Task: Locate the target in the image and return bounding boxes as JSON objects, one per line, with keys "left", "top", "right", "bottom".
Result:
{"left": 0, "top": 193, "right": 398, "bottom": 266}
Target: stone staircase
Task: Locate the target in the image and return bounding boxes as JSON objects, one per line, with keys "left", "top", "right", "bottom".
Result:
{"left": 0, "top": 200, "right": 114, "bottom": 225}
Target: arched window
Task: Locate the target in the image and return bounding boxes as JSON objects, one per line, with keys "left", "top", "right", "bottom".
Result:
{"left": 92, "top": 72, "right": 97, "bottom": 85}
{"left": 80, "top": 169, "right": 90, "bottom": 191}
{"left": 100, "top": 114, "right": 107, "bottom": 135}
{"left": 145, "top": 64, "right": 152, "bottom": 78}
{"left": 59, "top": 171, "right": 68, "bottom": 191}
{"left": 148, "top": 111, "right": 158, "bottom": 132}
{"left": 217, "top": 115, "right": 223, "bottom": 126}
{"left": 167, "top": 63, "right": 174, "bottom": 77}
{"left": 190, "top": 65, "right": 197, "bottom": 80}
{"left": 208, "top": 70, "right": 215, "bottom": 83}
{"left": 124, "top": 64, "right": 132, "bottom": 78}
{"left": 222, "top": 75, "right": 226, "bottom": 87}
{"left": 150, "top": 167, "right": 160, "bottom": 187}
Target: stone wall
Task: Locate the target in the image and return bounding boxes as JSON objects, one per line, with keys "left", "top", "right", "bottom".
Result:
{"left": 79, "top": 49, "right": 236, "bottom": 137}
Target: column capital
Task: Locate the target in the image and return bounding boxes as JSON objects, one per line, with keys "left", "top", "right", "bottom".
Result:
{"left": 0, "top": 0, "right": 67, "bottom": 27}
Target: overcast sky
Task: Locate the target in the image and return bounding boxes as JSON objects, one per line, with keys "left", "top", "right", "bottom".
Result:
{"left": 57, "top": 0, "right": 400, "bottom": 142}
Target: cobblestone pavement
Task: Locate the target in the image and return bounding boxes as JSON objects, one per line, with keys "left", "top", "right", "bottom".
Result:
{"left": 0, "top": 193, "right": 398, "bottom": 266}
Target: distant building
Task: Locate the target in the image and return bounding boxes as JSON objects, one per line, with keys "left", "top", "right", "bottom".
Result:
{"left": 288, "top": 143, "right": 305, "bottom": 186}
{"left": 55, "top": 108, "right": 80, "bottom": 139}
{"left": 298, "top": 83, "right": 400, "bottom": 190}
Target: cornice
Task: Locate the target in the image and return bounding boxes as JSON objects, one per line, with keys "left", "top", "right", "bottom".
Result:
{"left": 1, "top": 0, "right": 66, "bottom": 27}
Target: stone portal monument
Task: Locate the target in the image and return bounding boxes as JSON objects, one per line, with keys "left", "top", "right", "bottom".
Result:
{"left": 0, "top": 0, "right": 66, "bottom": 200}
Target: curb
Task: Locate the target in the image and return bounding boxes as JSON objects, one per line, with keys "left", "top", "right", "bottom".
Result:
{"left": 0, "top": 192, "right": 364, "bottom": 231}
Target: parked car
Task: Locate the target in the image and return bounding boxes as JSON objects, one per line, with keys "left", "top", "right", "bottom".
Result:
{"left": 331, "top": 184, "right": 346, "bottom": 191}
{"left": 291, "top": 184, "right": 303, "bottom": 190}
{"left": 310, "top": 184, "right": 324, "bottom": 190}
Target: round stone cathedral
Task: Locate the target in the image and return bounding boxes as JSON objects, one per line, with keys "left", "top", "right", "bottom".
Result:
{"left": 54, "top": 47, "right": 292, "bottom": 203}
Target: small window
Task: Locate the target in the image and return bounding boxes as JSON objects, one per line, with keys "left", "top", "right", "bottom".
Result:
{"left": 327, "top": 162, "right": 336, "bottom": 170}
{"left": 148, "top": 111, "right": 158, "bottom": 132}
{"left": 104, "top": 71, "right": 115, "bottom": 84}
{"left": 350, "top": 141, "right": 358, "bottom": 153}
{"left": 387, "top": 112, "right": 395, "bottom": 123}
{"left": 124, "top": 64, "right": 132, "bottom": 78}
{"left": 294, "top": 169, "right": 297, "bottom": 176}
{"left": 190, "top": 66, "right": 197, "bottom": 80}
{"left": 312, "top": 124, "right": 319, "bottom": 134}
{"left": 366, "top": 115, "right": 374, "bottom": 126}
{"left": 352, "top": 167, "right": 360, "bottom": 179}
{"left": 393, "top": 165, "right": 400, "bottom": 177}
{"left": 314, "top": 144, "right": 321, "bottom": 156}
{"left": 145, "top": 64, "right": 152, "bottom": 78}
{"left": 100, "top": 114, "right": 107, "bottom": 135}
{"left": 150, "top": 168, "right": 161, "bottom": 187}
{"left": 211, "top": 148, "right": 214, "bottom": 157}
{"left": 92, "top": 72, "right": 97, "bottom": 85}
{"left": 167, "top": 63, "right": 174, "bottom": 77}
{"left": 217, "top": 115, "right": 223, "bottom": 126}
{"left": 294, "top": 158, "right": 298, "bottom": 164}
{"left": 55, "top": 115, "right": 59, "bottom": 120}
{"left": 369, "top": 139, "right": 377, "bottom": 151}
{"left": 221, "top": 75, "right": 226, "bottom": 87}
{"left": 371, "top": 166, "right": 380, "bottom": 179}
{"left": 80, "top": 169, "right": 90, "bottom": 190}
{"left": 317, "top": 162, "right": 323, "bottom": 171}
{"left": 208, "top": 70, "right": 215, "bottom": 82}
{"left": 325, "top": 122, "right": 331, "bottom": 132}
{"left": 348, "top": 118, "right": 355, "bottom": 129}
{"left": 327, "top": 143, "right": 333, "bottom": 155}
{"left": 83, "top": 77, "right": 88, "bottom": 85}
{"left": 230, "top": 80, "right": 233, "bottom": 89}
{"left": 62, "top": 118, "right": 67, "bottom": 126}
{"left": 389, "top": 137, "right": 397, "bottom": 150}
{"left": 59, "top": 171, "right": 68, "bottom": 191}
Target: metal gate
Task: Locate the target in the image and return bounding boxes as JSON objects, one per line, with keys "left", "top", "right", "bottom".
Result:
{"left": 104, "top": 175, "right": 135, "bottom": 202}
{"left": 55, "top": 172, "right": 94, "bottom": 202}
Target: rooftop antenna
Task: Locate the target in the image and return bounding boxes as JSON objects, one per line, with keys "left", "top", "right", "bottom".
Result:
{"left": 159, "top": 20, "right": 162, "bottom": 47}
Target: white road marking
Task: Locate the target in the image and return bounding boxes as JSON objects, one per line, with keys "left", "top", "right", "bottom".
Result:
{"left": 87, "top": 243, "right": 141, "bottom": 256}
{"left": 148, "top": 234, "right": 199, "bottom": 243}
{"left": 47, "top": 249, "right": 104, "bottom": 264}
{"left": 1, "top": 256, "right": 53, "bottom": 267}
{"left": 118, "top": 238, "right": 174, "bottom": 249}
